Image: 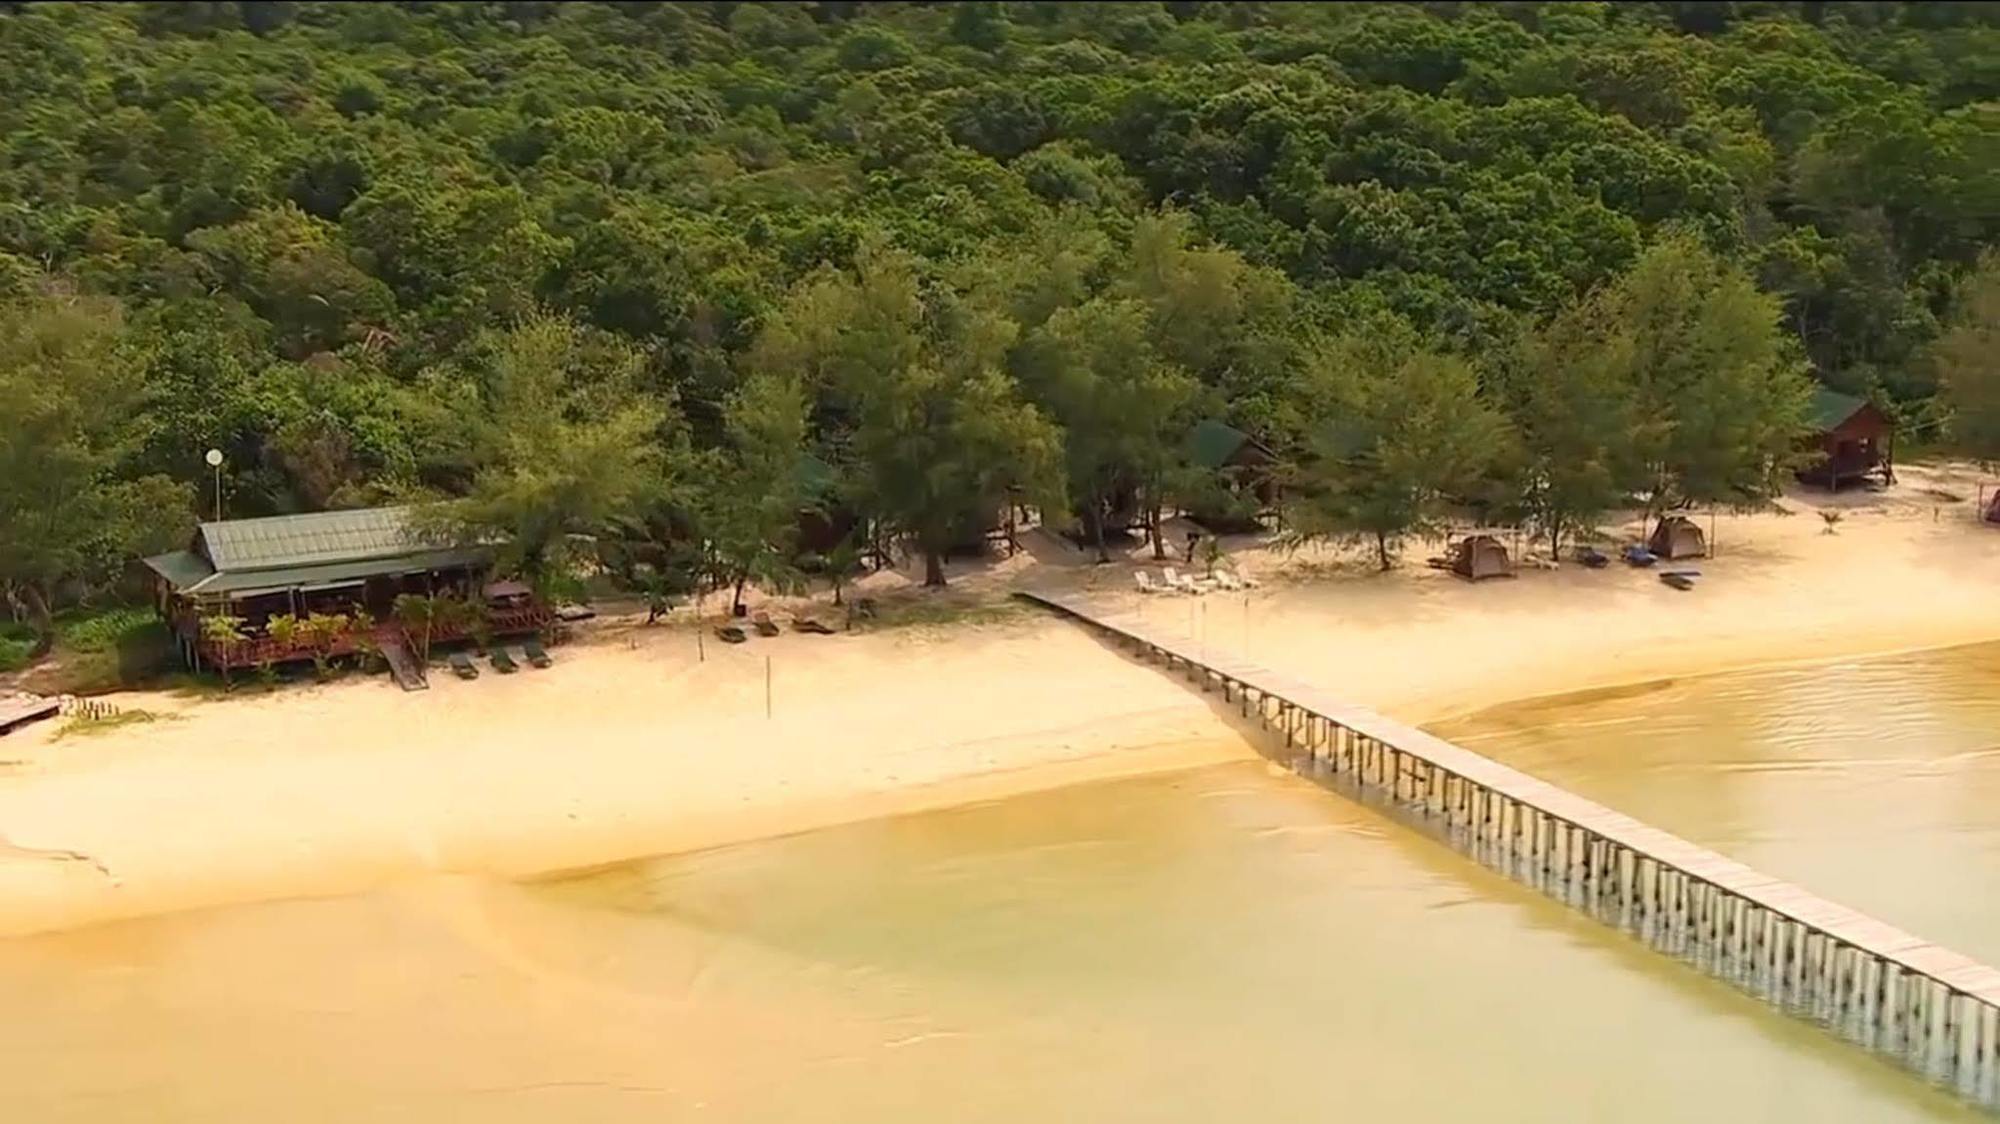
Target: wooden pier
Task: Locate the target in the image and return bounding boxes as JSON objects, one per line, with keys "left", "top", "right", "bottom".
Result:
{"left": 1022, "top": 590, "right": 2000, "bottom": 1106}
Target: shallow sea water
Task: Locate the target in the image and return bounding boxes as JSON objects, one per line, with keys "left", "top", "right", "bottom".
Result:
{"left": 5, "top": 644, "right": 2000, "bottom": 1121}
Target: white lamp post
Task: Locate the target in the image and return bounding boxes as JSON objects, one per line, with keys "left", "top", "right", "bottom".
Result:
{"left": 204, "top": 449, "right": 224, "bottom": 522}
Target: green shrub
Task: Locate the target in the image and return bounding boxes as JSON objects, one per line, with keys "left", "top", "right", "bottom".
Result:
{"left": 57, "top": 606, "right": 157, "bottom": 653}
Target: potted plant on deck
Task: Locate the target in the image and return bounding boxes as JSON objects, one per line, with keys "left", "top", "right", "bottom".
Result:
{"left": 199, "top": 614, "right": 246, "bottom": 689}
{"left": 301, "top": 612, "right": 349, "bottom": 680}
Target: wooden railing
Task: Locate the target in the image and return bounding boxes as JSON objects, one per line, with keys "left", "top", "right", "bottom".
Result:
{"left": 197, "top": 630, "right": 367, "bottom": 670}
{"left": 194, "top": 603, "right": 551, "bottom": 670}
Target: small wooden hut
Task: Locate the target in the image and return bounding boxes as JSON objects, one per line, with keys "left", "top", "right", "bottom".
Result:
{"left": 1183, "top": 419, "right": 1278, "bottom": 533}
{"left": 1648, "top": 515, "right": 1707, "bottom": 560}
{"left": 794, "top": 455, "right": 858, "bottom": 556}
{"left": 1798, "top": 390, "right": 1893, "bottom": 490}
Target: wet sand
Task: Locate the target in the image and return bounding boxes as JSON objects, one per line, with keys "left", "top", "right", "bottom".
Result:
{"left": 0, "top": 760, "right": 1988, "bottom": 1123}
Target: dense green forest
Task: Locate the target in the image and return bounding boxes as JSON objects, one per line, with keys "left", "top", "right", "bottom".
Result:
{"left": 2, "top": 1, "right": 1998, "bottom": 656}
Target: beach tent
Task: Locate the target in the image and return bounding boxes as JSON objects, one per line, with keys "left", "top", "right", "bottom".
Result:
{"left": 1647, "top": 516, "right": 1707, "bottom": 560}
{"left": 1450, "top": 534, "right": 1513, "bottom": 581}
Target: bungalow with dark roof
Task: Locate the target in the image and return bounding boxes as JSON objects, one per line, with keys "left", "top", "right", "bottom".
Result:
{"left": 1183, "top": 418, "right": 1279, "bottom": 532}
{"left": 1797, "top": 389, "right": 1894, "bottom": 490}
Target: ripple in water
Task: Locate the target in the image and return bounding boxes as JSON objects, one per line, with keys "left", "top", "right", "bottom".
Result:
{"left": 1435, "top": 639, "right": 2000, "bottom": 966}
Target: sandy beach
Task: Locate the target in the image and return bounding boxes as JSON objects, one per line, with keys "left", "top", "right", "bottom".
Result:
{"left": 3, "top": 463, "right": 1998, "bottom": 937}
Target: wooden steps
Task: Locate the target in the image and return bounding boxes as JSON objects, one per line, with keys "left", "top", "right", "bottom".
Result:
{"left": 374, "top": 628, "right": 428, "bottom": 692}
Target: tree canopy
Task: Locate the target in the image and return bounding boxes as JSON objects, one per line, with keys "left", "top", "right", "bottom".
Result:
{"left": 2, "top": 1, "right": 1995, "bottom": 617}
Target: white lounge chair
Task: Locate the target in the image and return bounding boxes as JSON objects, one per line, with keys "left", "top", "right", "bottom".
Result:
{"left": 1134, "top": 571, "right": 1163, "bottom": 594}
{"left": 1164, "top": 567, "right": 1210, "bottom": 594}
{"left": 1212, "top": 571, "right": 1244, "bottom": 592}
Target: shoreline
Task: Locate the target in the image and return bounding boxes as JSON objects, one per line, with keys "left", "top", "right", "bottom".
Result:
{"left": 1412, "top": 631, "right": 2000, "bottom": 728}
{"left": 3, "top": 464, "right": 1999, "bottom": 937}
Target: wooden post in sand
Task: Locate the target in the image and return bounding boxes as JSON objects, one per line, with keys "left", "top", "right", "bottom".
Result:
{"left": 765, "top": 655, "right": 772, "bottom": 719}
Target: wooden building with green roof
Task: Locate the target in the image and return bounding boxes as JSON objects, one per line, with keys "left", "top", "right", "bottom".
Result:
{"left": 1798, "top": 389, "right": 1894, "bottom": 490}
{"left": 142, "top": 506, "right": 545, "bottom": 676}
{"left": 1182, "top": 419, "right": 1279, "bottom": 532}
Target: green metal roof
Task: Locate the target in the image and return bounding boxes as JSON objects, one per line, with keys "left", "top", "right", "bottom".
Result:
{"left": 141, "top": 549, "right": 214, "bottom": 592}
{"left": 145, "top": 505, "right": 491, "bottom": 598}
{"left": 797, "top": 454, "right": 839, "bottom": 500}
{"left": 1809, "top": 388, "right": 1869, "bottom": 432}
{"left": 195, "top": 506, "right": 437, "bottom": 573}
{"left": 188, "top": 547, "right": 492, "bottom": 597}
{"left": 1185, "top": 419, "right": 1261, "bottom": 469}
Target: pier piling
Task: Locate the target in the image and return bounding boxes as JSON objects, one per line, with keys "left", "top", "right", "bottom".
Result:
{"left": 1022, "top": 591, "right": 2000, "bottom": 1107}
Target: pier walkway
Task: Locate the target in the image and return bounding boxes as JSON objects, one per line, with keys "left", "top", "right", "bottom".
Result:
{"left": 1021, "top": 589, "right": 2000, "bottom": 1107}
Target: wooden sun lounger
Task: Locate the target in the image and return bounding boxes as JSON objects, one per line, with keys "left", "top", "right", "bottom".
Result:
{"left": 715, "top": 624, "right": 748, "bottom": 644}
{"left": 490, "top": 647, "right": 519, "bottom": 673}
{"left": 793, "top": 616, "right": 837, "bottom": 635}
{"left": 448, "top": 652, "right": 479, "bottom": 679}
{"left": 752, "top": 611, "right": 781, "bottom": 637}
{"left": 522, "top": 639, "right": 552, "bottom": 668}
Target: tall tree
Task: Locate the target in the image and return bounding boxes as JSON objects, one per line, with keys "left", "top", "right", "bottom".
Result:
{"left": 757, "top": 243, "right": 1064, "bottom": 587}
{"left": 1016, "top": 297, "right": 1198, "bottom": 562}
{"left": 1502, "top": 293, "right": 1644, "bottom": 557}
{"left": 1285, "top": 324, "right": 1509, "bottom": 571}
{"left": 1614, "top": 234, "right": 1813, "bottom": 520}
{"left": 432, "top": 313, "right": 670, "bottom": 586}
{"left": 1933, "top": 251, "right": 2000, "bottom": 464}
{"left": 1119, "top": 210, "right": 1301, "bottom": 441}
{"left": 0, "top": 289, "right": 187, "bottom": 654}
{"left": 703, "top": 370, "right": 811, "bottom": 613}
